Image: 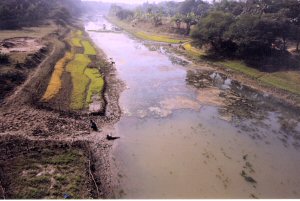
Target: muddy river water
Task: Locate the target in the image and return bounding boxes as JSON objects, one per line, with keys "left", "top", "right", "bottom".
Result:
{"left": 85, "top": 18, "right": 300, "bottom": 198}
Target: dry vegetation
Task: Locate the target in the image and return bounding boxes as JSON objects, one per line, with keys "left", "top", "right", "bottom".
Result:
{"left": 42, "top": 51, "right": 74, "bottom": 101}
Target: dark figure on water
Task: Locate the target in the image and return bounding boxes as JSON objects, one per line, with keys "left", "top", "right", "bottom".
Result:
{"left": 90, "top": 120, "right": 98, "bottom": 131}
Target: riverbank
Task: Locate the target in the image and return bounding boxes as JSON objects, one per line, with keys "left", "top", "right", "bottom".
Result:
{"left": 0, "top": 20, "right": 122, "bottom": 199}
{"left": 107, "top": 16, "right": 300, "bottom": 108}
{"left": 106, "top": 16, "right": 189, "bottom": 44}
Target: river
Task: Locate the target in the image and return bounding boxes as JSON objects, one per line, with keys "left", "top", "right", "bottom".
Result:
{"left": 85, "top": 17, "right": 300, "bottom": 199}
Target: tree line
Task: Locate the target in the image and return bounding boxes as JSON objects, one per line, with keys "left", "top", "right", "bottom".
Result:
{"left": 0, "top": 0, "right": 82, "bottom": 29}
{"left": 191, "top": 0, "right": 300, "bottom": 59}
{"left": 110, "top": 0, "right": 300, "bottom": 70}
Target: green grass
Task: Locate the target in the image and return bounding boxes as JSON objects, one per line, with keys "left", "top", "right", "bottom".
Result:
{"left": 260, "top": 71, "right": 300, "bottom": 95}
{"left": 84, "top": 68, "right": 104, "bottom": 104}
{"left": 136, "top": 31, "right": 188, "bottom": 44}
{"left": 217, "top": 60, "right": 263, "bottom": 78}
{"left": 66, "top": 54, "right": 91, "bottom": 110}
{"left": 82, "top": 40, "right": 97, "bottom": 55}
{"left": 5, "top": 147, "right": 91, "bottom": 199}
{"left": 71, "top": 37, "right": 82, "bottom": 47}
{"left": 183, "top": 43, "right": 205, "bottom": 57}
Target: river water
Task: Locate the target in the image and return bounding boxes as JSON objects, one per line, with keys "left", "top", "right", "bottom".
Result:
{"left": 85, "top": 18, "right": 300, "bottom": 199}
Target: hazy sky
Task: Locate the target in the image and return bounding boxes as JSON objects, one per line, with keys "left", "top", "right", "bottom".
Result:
{"left": 83, "top": 0, "right": 185, "bottom": 4}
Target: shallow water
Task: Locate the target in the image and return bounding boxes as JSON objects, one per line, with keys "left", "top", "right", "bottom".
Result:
{"left": 86, "top": 18, "right": 300, "bottom": 198}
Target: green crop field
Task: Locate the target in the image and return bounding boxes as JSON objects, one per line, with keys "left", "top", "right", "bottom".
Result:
{"left": 66, "top": 54, "right": 91, "bottom": 110}
{"left": 71, "top": 37, "right": 82, "bottom": 47}
{"left": 85, "top": 68, "right": 104, "bottom": 104}
{"left": 82, "top": 40, "right": 97, "bottom": 55}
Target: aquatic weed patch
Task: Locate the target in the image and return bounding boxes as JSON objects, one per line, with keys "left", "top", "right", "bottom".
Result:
{"left": 42, "top": 52, "right": 74, "bottom": 101}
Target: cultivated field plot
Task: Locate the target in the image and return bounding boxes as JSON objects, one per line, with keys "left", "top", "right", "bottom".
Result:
{"left": 0, "top": 137, "right": 96, "bottom": 199}
{"left": 41, "top": 30, "right": 104, "bottom": 112}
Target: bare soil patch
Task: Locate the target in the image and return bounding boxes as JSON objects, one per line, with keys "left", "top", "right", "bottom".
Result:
{"left": 0, "top": 37, "right": 44, "bottom": 54}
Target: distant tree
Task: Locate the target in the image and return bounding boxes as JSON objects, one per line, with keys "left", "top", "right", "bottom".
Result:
{"left": 0, "top": 0, "right": 80, "bottom": 29}
{"left": 179, "top": 0, "right": 210, "bottom": 16}
{"left": 183, "top": 12, "right": 198, "bottom": 35}
{"left": 226, "top": 14, "right": 277, "bottom": 56}
{"left": 115, "top": 8, "right": 134, "bottom": 20}
{"left": 152, "top": 12, "right": 163, "bottom": 27}
{"left": 291, "top": 25, "right": 300, "bottom": 52}
{"left": 191, "top": 11, "right": 234, "bottom": 51}
{"left": 172, "top": 13, "right": 184, "bottom": 29}
{"left": 214, "top": 0, "right": 245, "bottom": 16}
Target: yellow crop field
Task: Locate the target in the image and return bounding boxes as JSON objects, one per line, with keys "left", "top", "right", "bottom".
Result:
{"left": 42, "top": 52, "right": 73, "bottom": 101}
{"left": 66, "top": 54, "right": 91, "bottom": 110}
{"left": 85, "top": 68, "right": 104, "bottom": 104}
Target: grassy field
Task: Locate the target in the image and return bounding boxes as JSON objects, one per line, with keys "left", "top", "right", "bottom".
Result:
{"left": 136, "top": 31, "right": 188, "bottom": 44}
{"left": 217, "top": 60, "right": 263, "bottom": 78}
{"left": 0, "top": 22, "right": 57, "bottom": 41}
{"left": 82, "top": 40, "right": 97, "bottom": 55}
{"left": 42, "top": 52, "right": 74, "bottom": 101}
{"left": 66, "top": 54, "right": 91, "bottom": 110}
{"left": 85, "top": 68, "right": 104, "bottom": 104}
{"left": 4, "top": 148, "right": 91, "bottom": 199}
{"left": 183, "top": 43, "right": 205, "bottom": 57}
{"left": 260, "top": 71, "right": 300, "bottom": 95}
